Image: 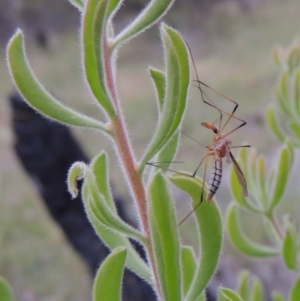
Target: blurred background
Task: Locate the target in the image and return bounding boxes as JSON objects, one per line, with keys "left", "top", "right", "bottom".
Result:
{"left": 1, "top": 0, "right": 300, "bottom": 300}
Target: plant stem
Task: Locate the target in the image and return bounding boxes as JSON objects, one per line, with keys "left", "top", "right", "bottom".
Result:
{"left": 103, "top": 35, "right": 164, "bottom": 300}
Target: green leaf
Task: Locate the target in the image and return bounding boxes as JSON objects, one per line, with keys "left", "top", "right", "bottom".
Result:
{"left": 84, "top": 166, "right": 146, "bottom": 243}
{"left": 93, "top": 247, "right": 126, "bottom": 301}
{"left": 68, "top": 0, "right": 84, "bottom": 10}
{"left": 170, "top": 175, "right": 222, "bottom": 301}
{"left": 91, "top": 152, "right": 115, "bottom": 211}
{"left": 149, "top": 68, "right": 166, "bottom": 111}
{"left": 230, "top": 160, "right": 263, "bottom": 213}
{"left": 257, "top": 156, "right": 268, "bottom": 207}
{"left": 269, "top": 145, "right": 291, "bottom": 210}
{"left": 82, "top": 185, "right": 152, "bottom": 284}
{"left": 272, "top": 292, "right": 285, "bottom": 301}
{"left": 290, "top": 277, "right": 300, "bottom": 301}
{"left": 148, "top": 68, "right": 180, "bottom": 171}
{"left": 290, "top": 120, "right": 300, "bottom": 141}
{"left": 148, "top": 172, "right": 181, "bottom": 301}
{"left": 218, "top": 287, "right": 244, "bottom": 301}
{"left": 276, "top": 72, "right": 293, "bottom": 117}
{"left": 293, "top": 69, "right": 300, "bottom": 116}
{"left": 82, "top": 0, "right": 116, "bottom": 117}
{"left": 226, "top": 203, "right": 280, "bottom": 257}
{"left": 67, "top": 162, "right": 85, "bottom": 198}
{"left": 237, "top": 270, "right": 250, "bottom": 300}
{"left": 0, "top": 277, "right": 14, "bottom": 301}
{"left": 112, "top": 0, "right": 175, "bottom": 47}
{"left": 250, "top": 277, "right": 264, "bottom": 301}
{"left": 266, "top": 106, "right": 286, "bottom": 143}
{"left": 6, "top": 30, "right": 109, "bottom": 133}
{"left": 287, "top": 47, "right": 300, "bottom": 73}
{"left": 282, "top": 217, "right": 298, "bottom": 270}
{"left": 140, "top": 24, "right": 189, "bottom": 170}
{"left": 181, "top": 246, "right": 197, "bottom": 296}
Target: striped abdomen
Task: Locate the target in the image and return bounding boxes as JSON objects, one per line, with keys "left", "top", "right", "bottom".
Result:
{"left": 207, "top": 159, "right": 222, "bottom": 201}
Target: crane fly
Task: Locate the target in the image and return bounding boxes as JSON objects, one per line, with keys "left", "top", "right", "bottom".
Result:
{"left": 147, "top": 41, "right": 250, "bottom": 225}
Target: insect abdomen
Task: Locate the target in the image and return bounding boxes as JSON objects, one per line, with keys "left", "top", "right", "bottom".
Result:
{"left": 207, "top": 159, "right": 222, "bottom": 201}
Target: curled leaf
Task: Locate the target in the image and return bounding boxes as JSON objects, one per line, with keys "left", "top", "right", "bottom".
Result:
{"left": 67, "top": 162, "right": 86, "bottom": 198}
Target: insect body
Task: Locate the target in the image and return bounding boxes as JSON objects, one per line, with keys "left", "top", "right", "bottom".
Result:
{"left": 147, "top": 41, "right": 250, "bottom": 224}
{"left": 201, "top": 122, "right": 247, "bottom": 202}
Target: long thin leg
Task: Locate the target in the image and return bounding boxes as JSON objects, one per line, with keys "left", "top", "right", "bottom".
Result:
{"left": 178, "top": 152, "right": 211, "bottom": 226}
{"left": 147, "top": 151, "right": 209, "bottom": 179}
{"left": 231, "top": 145, "right": 251, "bottom": 148}
{"left": 185, "top": 42, "right": 246, "bottom": 133}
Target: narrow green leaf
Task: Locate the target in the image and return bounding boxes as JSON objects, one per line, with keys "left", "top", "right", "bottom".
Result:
{"left": 112, "top": 0, "right": 175, "bottom": 47}
{"left": 156, "top": 131, "right": 180, "bottom": 172}
{"left": 181, "top": 246, "right": 197, "bottom": 296}
{"left": 226, "top": 203, "right": 280, "bottom": 257}
{"left": 282, "top": 217, "right": 298, "bottom": 270}
{"left": 0, "top": 277, "right": 14, "bottom": 301}
{"left": 170, "top": 175, "right": 222, "bottom": 301}
{"left": 82, "top": 0, "right": 116, "bottom": 117}
{"left": 237, "top": 270, "right": 250, "bottom": 300}
{"left": 140, "top": 24, "right": 189, "bottom": 170}
{"left": 93, "top": 247, "right": 126, "bottom": 301}
{"left": 287, "top": 47, "right": 300, "bottom": 73}
{"left": 250, "top": 277, "right": 264, "bottom": 301}
{"left": 230, "top": 161, "right": 263, "bottom": 213}
{"left": 68, "top": 0, "right": 84, "bottom": 10}
{"left": 148, "top": 172, "right": 181, "bottom": 301}
{"left": 257, "top": 156, "right": 268, "bottom": 207}
{"left": 267, "top": 106, "right": 286, "bottom": 142}
{"left": 82, "top": 185, "right": 152, "bottom": 284}
{"left": 218, "top": 287, "right": 244, "bottom": 301}
{"left": 293, "top": 69, "right": 300, "bottom": 116}
{"left": 149, "top": 68, "right": 166, "bottom": 110}
{"left": 148, "top": 68, "right": 180, "bottom": 172}
{"left": 276, "top": 72, "right": 293, "bottom": 117}
{"left": 6, "top": 30, "right": 109, "bottom": 132}
{"left": 290, "top": 277, "right": 300, "bottom": 301}
{"left": 286, "top": 139, "right": 295, "bottom": 166}
{"left": 290, "top": 120, "right": 300, "bottom": 141}
{"left": 247, "top": 149, "right": 262, "bottom": 201}
{"left": 91, "top": 152, "right": 115, "bottom": 211}
{"left": 106, "top": 0, "right": 123, "bottom": 18}
{"left": 269, "top": 146, "right": 291, "bottom": 210}
{"left": 272, "top": 292, "right": 285, "bottom": 301}
{"left": 84, "top": 168, "right": 146, "bottom": 243}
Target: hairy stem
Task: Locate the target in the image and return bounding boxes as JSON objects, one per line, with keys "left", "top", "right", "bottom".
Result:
{"left": 103, "top": 34, "right": 163, "bottom": 300}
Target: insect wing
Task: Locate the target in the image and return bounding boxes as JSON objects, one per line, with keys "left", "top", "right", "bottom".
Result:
{"left": 229, "top": 152, "right": 248, "bottom": 196}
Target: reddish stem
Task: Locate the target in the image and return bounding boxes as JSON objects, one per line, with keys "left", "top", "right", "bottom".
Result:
{"left": 103, "top": 36, "right": 163, "bottom": 299}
